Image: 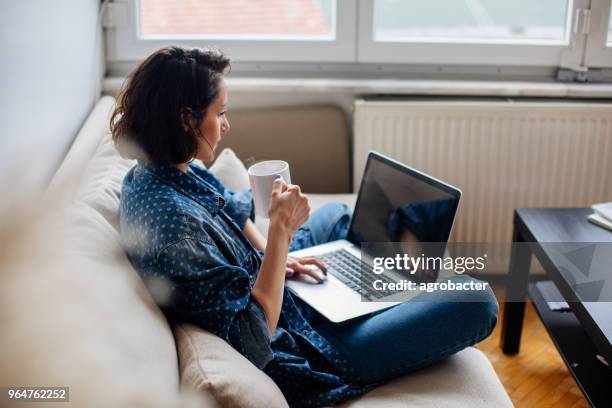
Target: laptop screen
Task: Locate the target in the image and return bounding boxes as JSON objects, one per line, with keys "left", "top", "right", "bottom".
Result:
{"left": 347, "top": 152, "right": 461, "bottom": 246}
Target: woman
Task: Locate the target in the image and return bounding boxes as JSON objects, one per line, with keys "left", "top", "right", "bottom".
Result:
{"left": 112, "top": 46, "right": 498, "bottom": 407}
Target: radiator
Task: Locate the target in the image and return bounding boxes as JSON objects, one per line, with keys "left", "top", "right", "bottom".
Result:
{"left": 353, "top": 99, "right": 612, "bottom": 271}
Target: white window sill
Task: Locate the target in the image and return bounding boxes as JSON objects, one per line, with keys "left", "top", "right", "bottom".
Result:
{"left": 103, "top": 76, "right": 612, "bottom": 99}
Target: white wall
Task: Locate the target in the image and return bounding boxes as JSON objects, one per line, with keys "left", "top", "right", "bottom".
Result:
{"left": 0, "top": 0, "right": 102, "bottom": 209}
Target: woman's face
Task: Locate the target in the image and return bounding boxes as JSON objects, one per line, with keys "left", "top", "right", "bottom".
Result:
{"left": 195, "top": 78, "right": 230, "bottom": 163}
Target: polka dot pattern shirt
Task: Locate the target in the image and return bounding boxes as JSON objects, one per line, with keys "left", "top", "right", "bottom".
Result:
{"left": 119, "top": 162, "right": 371, "bottom": 407}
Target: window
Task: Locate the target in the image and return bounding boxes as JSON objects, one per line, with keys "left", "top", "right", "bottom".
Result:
{"left": 372, "top": 0, "right": 570, "bottom": 44}
{"left": 105, "top": 0, "right": 612, "bottom": 71}
{"left": 139, "top": 0, "right": 335, "bottom": 39}
{"left": 106, "top": 0, "right": 356, "bottom": 63}
{"left": 357, "top": 0, "right": 587, "bottom": 66}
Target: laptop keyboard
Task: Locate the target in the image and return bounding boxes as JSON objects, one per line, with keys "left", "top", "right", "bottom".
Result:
{"left": 318, "top": 249, "right": 399, "bottom": 300}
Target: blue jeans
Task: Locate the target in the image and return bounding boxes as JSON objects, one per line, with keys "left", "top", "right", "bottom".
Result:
{"left": 289, "top": 203, "right": 498, "bottom": 384}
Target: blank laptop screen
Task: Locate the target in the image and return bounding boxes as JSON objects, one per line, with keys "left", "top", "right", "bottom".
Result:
{"left": 348, "top": 154, "right": 460, "bottom": 246}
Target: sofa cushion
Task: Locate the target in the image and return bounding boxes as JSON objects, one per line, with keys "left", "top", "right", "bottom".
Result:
{"left": 60, "top": 111, "right": 194, "bottom": 403}
{"left": 336, "top": 347, "right": 512, "bottom": 408}
{"left": 208, "top": 148, "right": 251, "bottom": 192}
{"left": 176, "top": 324, "right": 289, "bottom": 408}
{"left": 0, "top": 97, "right": 204, "bottom": 407}
{"left": 0, "top": 210, "right": 206, "bottom": 408}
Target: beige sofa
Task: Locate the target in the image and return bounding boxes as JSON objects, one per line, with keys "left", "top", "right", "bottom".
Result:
{"left": 0, "top": 96, "right": 513, "bottom": 407}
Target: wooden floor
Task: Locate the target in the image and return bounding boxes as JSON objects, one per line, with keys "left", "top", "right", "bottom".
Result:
{"left": 476, "top": 287, "right": 589, "bottom": 407}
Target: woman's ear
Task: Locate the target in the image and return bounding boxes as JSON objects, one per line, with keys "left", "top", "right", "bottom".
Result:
{"left": 180, "top": 108, "right": 194, "bottom": 132}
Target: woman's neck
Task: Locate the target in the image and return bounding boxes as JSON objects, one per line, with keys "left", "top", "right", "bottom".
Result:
{"left": 175, "top": 163, "right": 189, "bottom": 173}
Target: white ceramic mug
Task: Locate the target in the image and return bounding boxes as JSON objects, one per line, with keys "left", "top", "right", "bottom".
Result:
{"left": 248, "top": 160, "right": 291, "bottom": 218}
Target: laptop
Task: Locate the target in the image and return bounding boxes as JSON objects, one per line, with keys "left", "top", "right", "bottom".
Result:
{"left": 286, "top": 151, "right": 461, "bottom": 322}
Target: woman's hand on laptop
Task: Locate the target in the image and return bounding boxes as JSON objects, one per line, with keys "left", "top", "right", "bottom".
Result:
{"left": 286, "top": 256, "right": 327, "bottom": 284}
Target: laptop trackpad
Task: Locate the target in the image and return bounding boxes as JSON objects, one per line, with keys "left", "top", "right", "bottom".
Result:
{"left": 286, "top": 275, "right": 385, "bottom": 322}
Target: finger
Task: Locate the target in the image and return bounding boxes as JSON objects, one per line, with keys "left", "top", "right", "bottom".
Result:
{"left": 297, "top": 216, "right": 309, "bottom": 230}
{"left": 303, "top": 201, "right": 311, "bottom": 216}
{"left": 296, "top": 208, "right": 310, "bottom": 226}
{"left": 285, "top": 267, "right": 295, "bottom": 278}
{"left": 298, "top": 257, "right": 328, "bottom": 275}
{"left": 286, "top": 183, "right": 301, "bottom": 192}
{"left": 298, "top": 195, "right": 310, "bottom": 210}
{"left": 293, "top": 264, "right": 323, "bottom": 283}
{"left": 272, "top": 176, "right": 287, "bottom": 195}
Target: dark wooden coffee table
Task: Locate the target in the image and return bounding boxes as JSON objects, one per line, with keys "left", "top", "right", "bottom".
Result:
{"left": 500, "top": 208, "right": 612, "bottom": 407}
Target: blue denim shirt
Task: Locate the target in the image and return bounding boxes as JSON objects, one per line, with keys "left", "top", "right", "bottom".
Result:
{"left": 119, "top": 162, "right": 369, "bottom": 407}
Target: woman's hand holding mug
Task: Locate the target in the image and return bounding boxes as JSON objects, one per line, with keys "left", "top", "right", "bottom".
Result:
{"left": 268, "top": 176, "right": 310, "bottom": 234}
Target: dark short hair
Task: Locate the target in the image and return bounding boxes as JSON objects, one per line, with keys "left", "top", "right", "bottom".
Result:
{"left": 110, "top": 46, "right": 230, "bottom": 164}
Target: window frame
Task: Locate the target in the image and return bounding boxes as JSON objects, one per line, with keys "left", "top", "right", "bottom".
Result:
{"left": 356, "top": 0, "right": 587, "bottom": 68}
{"left": 584, "top": 0, "right": 612, "bottom": 67}
{"left": 105, "top": 0, "right": 357, "bottom": 63}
